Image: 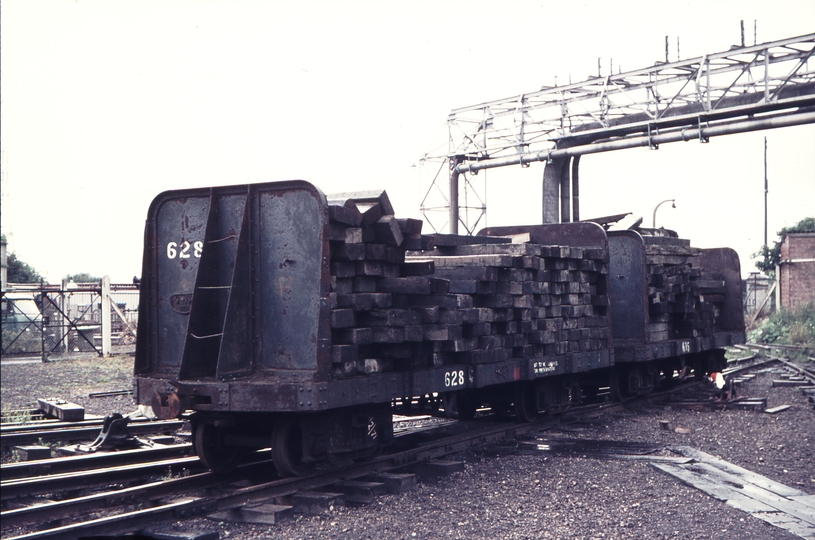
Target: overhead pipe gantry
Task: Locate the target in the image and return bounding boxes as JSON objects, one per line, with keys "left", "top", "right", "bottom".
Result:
{"left": 421, "top": 33, "right": 815, "bottom": 234}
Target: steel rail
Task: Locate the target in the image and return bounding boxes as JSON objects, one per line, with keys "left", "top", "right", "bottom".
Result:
{"left": 0, "top": 455, "right": 202, "bottom": 500}
{"left": 743, "top": 342, "right": 815, "bottom": 354}
{"left": 1, "top": 380, "right": 704, "bottom": 539}
{"left": 1, "top": 443, "right": 192, "bottom": 481}
{"left": 722, "top": 355, "right": 778, "bottom": 376}
{"left": 1, "top": 415, "right": 159, "bottom": 433}
{"left": 3, "top": 497, "right": 216, "bottom": 540}
{"left": 0, "top": 461, "right": 276, "bottom": 530}
{"left": 0, "top": 420, "right": 185, "bottom": 447}
{"left": 0, "top": 410, "right": 600, "bottom": 539}
{"left": 740, "top": 344, "right": 815, "bottom": 379}
{"left": 773, "top": 357, "right": 815, "bottom": 382}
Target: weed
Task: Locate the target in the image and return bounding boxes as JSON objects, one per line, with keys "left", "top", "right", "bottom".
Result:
{"left": 749, "top": 301, "right": 815, "bottom": 346}
{"left": 724, "top": 347, "right": 749, "bottom": 360}
{"left": 1, "top": 409, "right": 33, "bottom": 425}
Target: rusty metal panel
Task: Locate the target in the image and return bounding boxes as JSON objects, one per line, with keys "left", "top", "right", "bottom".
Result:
{"left": 141, "top": 189, "right": 211, "bottom": 373}
{"left": 136, "top": 181, "right": 331, "bottom": 388}
{"left": 607, "top": 231, "right": 648, "bottom": 343}
{"left": 649, "top": 341, "right": 672, "bottom": 360}
{"left": 255, "top": 184, "right": 328, "bottom": 372}
{"left": 472, "top": 360, "right": 524, "bottom": 388}
{"left": 699, "top": 248, "right": 745, "bottom": 333}
{"left": 478, "top": 221, "right": 608, "bottom": 248}
{"left": 180, "top": 189, "right": 251, "bottom": 380}
{"left": 570, "top": 350, "right": 612, "bottom": 372}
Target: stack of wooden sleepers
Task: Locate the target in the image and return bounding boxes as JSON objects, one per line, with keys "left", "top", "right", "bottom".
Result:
{"left": 643, "top": 234, "right": 727, "bottom": 342}
{"left": 326, "top": 190, "right": 610, "bottom": 378}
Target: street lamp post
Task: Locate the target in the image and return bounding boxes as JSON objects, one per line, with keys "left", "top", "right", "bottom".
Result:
{"left": 652, "top": 199, "right": 676, "bottom": 228}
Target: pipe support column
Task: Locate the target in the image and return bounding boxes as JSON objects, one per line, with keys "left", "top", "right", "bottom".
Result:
{"left": 449, "top": 157, "right": 460, "bottom": 234}
{"left": 543, "top": 158, "right": 567, "bottom": 224}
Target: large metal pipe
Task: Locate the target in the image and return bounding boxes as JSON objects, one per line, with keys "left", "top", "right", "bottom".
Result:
{"left": 542, "top": 158, "right": 565, "bottom": 223}
{"left": 456, "top": 110, "right": 815, "bottom": 174}
{"left": 572, "top": 155, "right": 580, "bottom": 221}
{"left": 449, "top": 158, "right": 460, "bottom": 234}
{"left": 560, "top": 157, "right": 572, "bottom": 223}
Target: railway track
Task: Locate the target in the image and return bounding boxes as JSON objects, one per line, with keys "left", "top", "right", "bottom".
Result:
{"left": 734, "top": 344, "right": 815, "bottom": 382}
{"left": 1, "top": 443, "right": 194, "bottom": 481}
{"left": 3, "top": 356, "right": 810, "bottom": 540}
{"left": 1, "top": 378, "right": 700, "bottom": 540}
{"left": 0, "top": 418, "right": 186, "bottom": 448}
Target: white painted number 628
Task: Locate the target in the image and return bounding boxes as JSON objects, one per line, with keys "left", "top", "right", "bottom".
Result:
{"left": 167, "top": 241, "right": 203, "bottom": 259}
{"left": 444, "top": 370, "right": 465, "bottom": 387}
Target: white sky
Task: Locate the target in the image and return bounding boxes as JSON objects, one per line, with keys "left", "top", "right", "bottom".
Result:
{"left": 2, "top": 0, "right": 814, "bottom": 283}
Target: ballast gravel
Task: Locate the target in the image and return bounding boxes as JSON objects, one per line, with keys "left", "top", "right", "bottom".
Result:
{"left": 2, "top": 356, "right": 813, "bottom": 539}
{"left": 177, "top": 367, "right": 813, "bottom": 540}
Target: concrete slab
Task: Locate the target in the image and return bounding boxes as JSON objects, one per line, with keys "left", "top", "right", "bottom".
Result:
{"left": 37, "top": 398, "right": 84, "bottom": 421}
{"left": 13, "top": 445, "right": 52, "bottom": 461}
{"left": 365, "top": 472, "right": 418, "bottom": 493}
{"left": 208, "top": 503, "right": 293, "bottom": 525}
{"left": 142, "top": 529, "right": 219, "bottom": 540}
{"left": 291, "top": 491, "right": 345, "bottom": 514}
{"left": 413, "top": 459, "right": 466, "bottom": 478}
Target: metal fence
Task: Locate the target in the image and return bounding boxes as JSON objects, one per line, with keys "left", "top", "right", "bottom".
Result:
{"left": 1, "top": 280, "right": 139, "bottom": 359}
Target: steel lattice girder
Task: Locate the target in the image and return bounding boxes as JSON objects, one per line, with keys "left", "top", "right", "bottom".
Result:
{"left": 438, "top": 33, "right": 815, "bottom": 171}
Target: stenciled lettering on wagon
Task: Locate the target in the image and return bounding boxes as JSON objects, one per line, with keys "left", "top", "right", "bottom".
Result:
{"left": 169, "top": 294, "right": 194, "bottom": 314}
{"left": 166, "top": 241, "right": 203, "bottom": 260}
{"left": 681, "top": 341, "right": 691, "bottom": 354}
{"left": 444, "top": 369, "right": 465, "bottom": 388}
{"left": 533, "top": 360, "right": 558, "bottom": 375}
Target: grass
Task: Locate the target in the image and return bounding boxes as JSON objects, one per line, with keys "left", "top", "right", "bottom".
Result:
{"left": 724, "top": 347, "right": 753, "bottom": 361}
{"left": 0, "top": 409, "right": 33, "bottom": 425}
{"left": 748, "top": 301, "right": 815, "bottom": 346}
{"left": 1, "top": 354, "right": 134, "bottom": 411}
{"left": 748, "top": 302, "right": 815, "bottom": 364}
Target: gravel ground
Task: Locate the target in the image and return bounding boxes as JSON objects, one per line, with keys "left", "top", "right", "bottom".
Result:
{"left": 1, "top": 354, "right": 136, "bottom": 420}
{"left": 1, "top": 354, "right": 813, "bottom": 539}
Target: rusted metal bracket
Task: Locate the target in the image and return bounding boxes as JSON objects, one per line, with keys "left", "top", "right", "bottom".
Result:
{"left": 77, "top": 413, "right": 145, "bottom": 452}
{"left": 698, "top": 115, "right": 710, "bottom": 143}
{"left": 648, "top": 124, "right": 659, "bottom": 149}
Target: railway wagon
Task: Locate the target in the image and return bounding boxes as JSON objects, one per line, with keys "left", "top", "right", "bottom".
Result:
{"left": 478, "top": 225, "right": 746, "bottom": 398}
{"left": 133, "top": 180, "right": 743, "bottom": 475}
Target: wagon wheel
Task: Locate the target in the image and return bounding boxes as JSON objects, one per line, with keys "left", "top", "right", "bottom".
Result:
{"left": 610, "top": 367, "right": 632, "bottom": 401}
{"left": 272, "top": 417, "right": 312, "bottom": 477}
{"left": 193, "top": 422, "right": 240, "bottom": 474}
{"left": 490, "top": 399, "right": 513, "bottom": 418}
{"left": 456, "top": 392, "right": 477, "bottom": 420}
{"left": 514, "top": 383, "right": 538, "bottom": 422}
{"left": 580, "top": 384, "right": 600, "bottom": 403}
{"left": 442, "top": 391, "right": 477, "bottom": 420}
{"left": 611, "top": 367, "right": 646, "bottom": 400}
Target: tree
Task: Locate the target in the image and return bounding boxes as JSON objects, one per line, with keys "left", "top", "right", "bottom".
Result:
{"left": 753, "top": 217, "right": 815, "bottom": 274}
{"left": 7, "top": 252, "right": 44, "bottom": 283}
{"left": 65, "top": 273, "right": 101, "bottom": 283}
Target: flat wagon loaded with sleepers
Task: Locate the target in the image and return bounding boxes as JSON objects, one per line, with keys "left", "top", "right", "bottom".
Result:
{"left": 134, "top": 180, "right": 744, "bottom": 476}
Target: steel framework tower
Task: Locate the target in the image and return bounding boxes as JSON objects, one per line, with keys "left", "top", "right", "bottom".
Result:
{"left": 420, "top": 33, "right": 815, "bottom": 234}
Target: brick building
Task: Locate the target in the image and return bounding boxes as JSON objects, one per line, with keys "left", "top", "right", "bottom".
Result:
{"left": 777, "top": 232, "right": 815, "bottom": 309}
